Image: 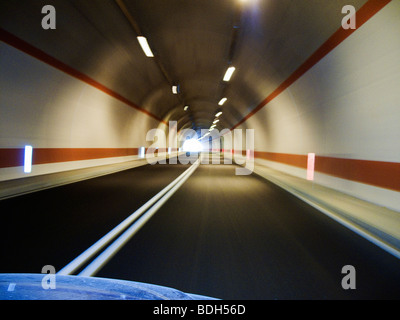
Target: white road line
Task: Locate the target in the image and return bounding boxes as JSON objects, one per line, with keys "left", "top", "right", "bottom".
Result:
{"left": 58, "top": 160, "right": 199, "bottom": 276}
{"left": 79, "top": 159, "right": 200, "bottom": 277}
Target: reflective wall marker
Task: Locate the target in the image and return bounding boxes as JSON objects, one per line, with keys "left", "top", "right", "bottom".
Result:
{"left": 24, "top": 145, "right": 33, "bottom": 173}
{"left": 138, "top": 147, "right": 145, "bottom": 159}
{"left": 307, "top": 153, "right": 315, "bottom": 181}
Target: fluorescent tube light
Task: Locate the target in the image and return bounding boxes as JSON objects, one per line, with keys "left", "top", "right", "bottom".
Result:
{"left": 213, "top": 119, "right": 220, "bottom": 124}
{"left": 137, "top": 36, "right": 154, "bottom": 57}
{"left": 223, "top": 67, "right": 235, "bottom": 82}
{"left": 218, "top": 98, "right": 227, "bottom": 106}
{"left": 215, "top": 111, "right": 223, "bottom": 117}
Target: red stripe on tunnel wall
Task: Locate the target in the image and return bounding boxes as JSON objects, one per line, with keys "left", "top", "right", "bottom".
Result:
{"left": 255, "top": 151, "right": 400, "bottom": 192}
{"left": 0, "top": 148, "right": 140, "bottom": 168}
{"left": 32, "top": 148, "right": 140, "bottom": 165}
{"left": 315, "top": 156, "right": 400, "bottom": 192}
{"left": 0, "top": 29, "right": 167, "bottom": 125}
{"left": 231, "top": 0, "right": 392, "bottom": 130}
{"left": 0, "top": 149, "right": 24, "bottom": 169}
{"left": 254, "top": 152, "right": 307, "bottom": 169}
{"left": 1, "top": 148, "right": 399, "bottom": 192}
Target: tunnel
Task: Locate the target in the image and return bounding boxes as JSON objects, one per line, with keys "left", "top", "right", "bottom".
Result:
{"left": 1, "top": 0, "right": 400, "bottom": 302}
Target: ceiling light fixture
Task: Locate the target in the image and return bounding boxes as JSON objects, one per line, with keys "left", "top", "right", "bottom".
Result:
{"left": 223, "top": 66, "right": 236, "bottom": 82}
{"left": 215, "top": 111, "right": 223, "bottom": 117}
{"left": 218, "top": 98, "right": 228, "bottom": 106}
{"left": 213, "top": 119, "right": 220, "bottom": 124}
{"left": 184, "top": 106, "right": 189, "bottom": 111}
{"left": 137, "top": 36, "right": 154, "bottom": 57}
{"left": 172, "top": 85, "right": 179, "bottom": 94}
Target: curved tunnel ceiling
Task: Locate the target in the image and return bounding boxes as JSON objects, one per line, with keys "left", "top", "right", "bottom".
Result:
{"left": 1, "top": 0, "right": 368, "bottom": 133}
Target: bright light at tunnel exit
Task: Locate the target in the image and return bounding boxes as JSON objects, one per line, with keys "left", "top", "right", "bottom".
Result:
{"left": 182, "top": 139, "right": 203, "bottom": 153}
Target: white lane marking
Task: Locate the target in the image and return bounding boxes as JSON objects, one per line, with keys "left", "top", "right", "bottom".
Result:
{"left": 79, "top": 159, "right": 200, "bottom": 277}
{"left": 58, "top": 159, "right": 199, "bottom": 275}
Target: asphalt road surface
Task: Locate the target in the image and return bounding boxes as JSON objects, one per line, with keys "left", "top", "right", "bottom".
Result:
{"left": 1, "top": 160, "right": 400, "bottom": 299}
{"left": 98, "top": 162, "right": 400, "bottom": 300}
{"left": 0, "top": 162, "right": 191, "bottom": 274}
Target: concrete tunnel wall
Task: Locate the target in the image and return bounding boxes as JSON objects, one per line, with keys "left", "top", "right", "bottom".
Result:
{"left": 0, "top": 36, "right": 169, "bottom": 182}
{"left": 233, "top": 1, "right": 400, "bottom": 212}
{"left": 0, "top": 1, "right": 399, "bottom": 213}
